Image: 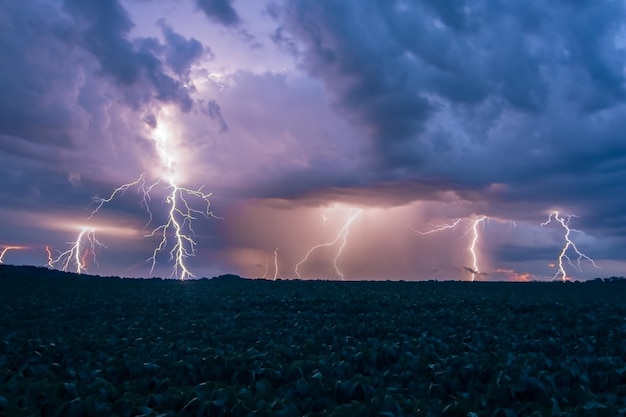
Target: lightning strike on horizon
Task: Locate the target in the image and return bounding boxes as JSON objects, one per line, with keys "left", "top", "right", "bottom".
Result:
{"left": 467, "top": 215, "right": 488, "bottom": 282}
{"left": 273, "top": 247, "right": 280, "bottom": 281}
{"left": 541, "top": 211, "right": 600, "bottom": 281}
{"left": 0, "top": 246, "right": 24, "bottom": 264}
{"left": 47, "top": 228, "right": 105, "bottom": 274}
{"left": 262, "top": 254, "right": 269, "bottom": 279}
{"left": 45, "top": 246, "right": 53, "bottom": 267}
{"left": 295, "top": 208, "right": 362, "bottom": 280}
{"left": 409, "top": 215, "right": 512, "bottom": 281}
{"left": 90, "top": 111, "right": 218, "bottom": 280}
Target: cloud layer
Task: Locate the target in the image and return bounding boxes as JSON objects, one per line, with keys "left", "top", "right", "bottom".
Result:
{"left": 1, "top": 0, "right": 625, "bottom": 280}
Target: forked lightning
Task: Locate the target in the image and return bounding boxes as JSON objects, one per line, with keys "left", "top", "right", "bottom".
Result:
{"left": 295, "top": 208, "right": 362, "bottom": 280}
{"left": 408, "top": 215, "right": 510, "bottom": 281}
{"left": 90, "top": 112, "right": 217, "bottom": 280}
{"left": 46, "top": 228, "right": 105, "bottom": 274}
{"left": 541, "top": 211, "right": 599, "bottom": 281}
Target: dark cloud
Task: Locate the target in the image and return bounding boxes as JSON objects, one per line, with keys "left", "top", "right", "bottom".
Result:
{"left": 270, "top": 26, "right": 299, "bottom": 57}
{"left": 0, "top": 1, "right": 83, "bottom": 149}
{"left": 143, "top": 113, "right": 157, "bottom": 129}
{"left": 278, "top": 0, "right": 626, "bottom": 163}
{"left": 237, "top": 28, "right": 262, "bottom": 49}
{"left": 205, "top": 100, "right": 228, "bottom": 132}
{"left": 0, "top": 0, "right": 211, "bottom": 215}
{"left": 274, "top": 0, "right": 626, "bottom": 224}
{"left": 0, "top": 1, "right": 105, "bottom": 214}
{"left": 196, "top": 0, "right": 241, "bottom": 27}
{"left": 279, "top": 1, "right": 435, "bottom": 166}
{"left": 63, "top": 0, "right": 201, "bottom": 112}
{"left": 195, "top": 0, "right": 261, "bottom": 48}
{"left": 159, "top": 20, "right": 209, "bottom": 76}
{"left": 63, "top": 0, "right": 138, "bottom": 84}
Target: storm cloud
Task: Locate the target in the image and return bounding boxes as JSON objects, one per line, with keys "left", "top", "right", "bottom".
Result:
{"left": 1, "top": 0, "right": 625, "bottom": 280}
{"left": 273, "top": 0, "right": 626, "bottom": 228}
{"left": 196, "top": 0, "right": 241, "bottom": 27}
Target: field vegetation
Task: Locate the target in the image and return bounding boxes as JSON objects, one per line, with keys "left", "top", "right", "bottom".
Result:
{"left": 1, "top": 265, "right": 626, "bottom": 416}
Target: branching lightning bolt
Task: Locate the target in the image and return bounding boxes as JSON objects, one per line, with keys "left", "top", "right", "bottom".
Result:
{"left": 466, "top": 215, "right": 488, "bottom": 282}
{"left": 46, "top": 228, "right": 105, "bottom": 274}
{"left": 89, "top": 113, "right": 218, "bottom": 280}
{"left": 144, "top": 179, "right": 217, "bottom": 280}
{"left": 89, "top": 175, "right": 152, "bottom": 224}
{"left": 0, "top": 246, "right": 24, "bottom": 264}
{"left": 405, "top": 219, "right": 463, "bottom": 235}
{"left": 408, "top": 215, "right": 512, "bottom": 281}
{"left": 541, "top": 211, "right": 600, "bottom": 281}
{"left": 295, "top": 208, "right": 362, "bottom": 280}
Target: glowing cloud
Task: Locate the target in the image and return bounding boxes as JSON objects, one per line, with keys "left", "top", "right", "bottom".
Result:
{"left": 295, "top": 207, "right": 362, "bottom": 280}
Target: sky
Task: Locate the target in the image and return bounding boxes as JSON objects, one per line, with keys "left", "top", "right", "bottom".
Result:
{"left": 1, "top": 0, "right": 626, "bottom": 281}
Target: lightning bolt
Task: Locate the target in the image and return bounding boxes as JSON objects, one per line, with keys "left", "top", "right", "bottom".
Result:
{"left": 208, "top": 72, "right": 225, "bottom": 92}
{"left": 273, "top": 247, "right": 280, "bottom": 281}
{"left": 467, "top": 215, "right": 488, "bottom": 282}
{"left": 262, "top": 254, "right": 269, "bottom": 279}
{"left": 89, "top": 110, "right": 218, "bottom": 280}
{"left": 45, "top": 245, "right": 53, "bottom": 267}
{"left": 144, "top": 180, "right": 216, "bottom": 280}
{"left": 541, "top": 211, "right": 600, "bottom": 281}
{"left": 295, "top": 208, "right": 362, "bottom": 280}
{"left": 405, "top": 219, "right": 463, "bottom": 235}
{"left": 46, "top": 228, "right": 105, "bottom": 274}
{"left": 0, "top": 246, "right": 24, "bottom": 264}
{"left": 408, "top": 215, "right": 512, "bottom": 281}
{"left": 89, "top": 175, "right": 151, "bottom": 223}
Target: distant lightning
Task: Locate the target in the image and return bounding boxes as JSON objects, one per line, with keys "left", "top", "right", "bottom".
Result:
{"left": 467, "top": 215, "right": 488, "bottom": 281}
{"left": 295, "top": 208, "right": 362, "bottom": 280}
{"left": 262, "top": 255, "right": 269, "bottom": 279}
{"left": 273, "top": 247, "right": 280, "bottom": 281}
{"left": 45, "top": 246, "right": 53, "bottom": 267}
{"left": 408, "top": 215, "right": 512, "bottom": 281}
{"left": 260, "top": 248, "right": 280, "bottom": 280}
{"left": 89, "top": 110, "right": 218, "bottom": 280}
{"left": 46, "top": 228, "right": 105, "bottom": 274}
{"left": 541, "top": 211, "right": 600, "bottom": 281}
{"left": 405, "top": 219, "right": 463, "bottom": 235}
{"left": 0, "top": 246, "right": 24, "bottom": 264}
{"left": 208, "top": 72, "right": 225, "bottom": 92}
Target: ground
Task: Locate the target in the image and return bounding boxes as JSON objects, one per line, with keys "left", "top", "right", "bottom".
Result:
{"left": 1, "top": 265, "right": 626, "bottom": 416}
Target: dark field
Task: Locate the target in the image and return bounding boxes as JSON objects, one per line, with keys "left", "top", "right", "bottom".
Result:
{"left": 1, "top": 266, "right": 626, "bottom": 417}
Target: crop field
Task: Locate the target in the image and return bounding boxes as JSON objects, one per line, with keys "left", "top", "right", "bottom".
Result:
{"left": 1, "top": 265, "right": 626, "bottom": 417}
